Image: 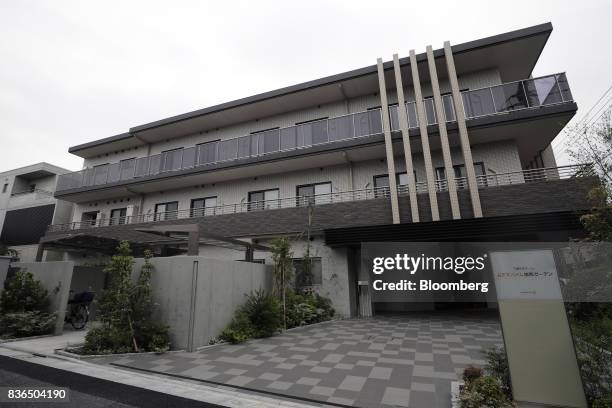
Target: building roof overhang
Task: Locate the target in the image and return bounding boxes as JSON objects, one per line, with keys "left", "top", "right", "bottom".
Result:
{"left": 69, "top": 23, "right": 553, "bottom": 159}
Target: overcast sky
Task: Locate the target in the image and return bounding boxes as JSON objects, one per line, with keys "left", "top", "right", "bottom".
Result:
{"left": 0, "top": 0, "right": 610, "bottom": 172}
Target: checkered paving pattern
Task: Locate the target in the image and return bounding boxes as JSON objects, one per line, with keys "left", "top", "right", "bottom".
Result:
{"left": 91, "top": 314, "right": 502, "bottom": 408}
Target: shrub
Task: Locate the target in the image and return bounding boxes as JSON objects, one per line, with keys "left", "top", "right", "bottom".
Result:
{"left": 242, "top": 290, "right": 281, "bottom": 338}
{"left": 484, "top": 346, "right": 512, "bottom": 399}
{"left": 0, "top": 311, "right": 57, "bottom": 338}
{"left": 593, "top": 395, "right": 612, "bottom": 408}
{"left": 459, "top": 376, "right": 512, "bottom": 408}
{"left": 220, "top": 290, "right": 280, "bottom": 343}
{"left": 0, "top": 270, "right": 56, "bottom": 339}
{"left": 285, "top": 289, "right": 335, "bottom": 329}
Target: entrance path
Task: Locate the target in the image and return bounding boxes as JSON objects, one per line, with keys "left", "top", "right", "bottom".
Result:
{"left": 92, "top": 313, "right": 503, "bottom": 408}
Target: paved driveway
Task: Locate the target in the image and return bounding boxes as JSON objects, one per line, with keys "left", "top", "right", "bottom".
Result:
{"left": 92, "top": 313, "right": 503, "bottom": 408}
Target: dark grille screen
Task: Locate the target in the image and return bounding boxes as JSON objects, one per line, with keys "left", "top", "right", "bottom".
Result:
{"left": 0, "top": 204, "right": 55, "bottom": 245}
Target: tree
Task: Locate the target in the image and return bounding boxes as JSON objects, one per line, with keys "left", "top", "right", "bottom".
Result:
{"left": 83, "top": 241, "right": 169, "bottom": 354}
{"left": 0, "top": 270, "right": 56, "bottom": 338}
{"left": 270, "top": 237, "right": 293, "bottom": 329}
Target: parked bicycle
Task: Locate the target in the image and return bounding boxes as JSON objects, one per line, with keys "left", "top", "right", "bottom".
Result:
{"left": 65, "top": 290, "right": 95, "bottom": 330}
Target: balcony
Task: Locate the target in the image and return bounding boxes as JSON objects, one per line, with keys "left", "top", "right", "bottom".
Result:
{"left": 56, "top": 73, "right": 573, "bottom": 195}
{"left": 47, "top": 163, "right": 592, "bottom": 233}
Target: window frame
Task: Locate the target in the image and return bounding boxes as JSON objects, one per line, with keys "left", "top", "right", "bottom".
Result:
{"left": 247, "top": 188, "right": 280, "bottom": 211}
{"left": 109, "top": 207, "right": 127, "bottom": 225}
{"left": 154, "top": 201, "right": 179, "bottom": 221}
{"left": 295, "top": 182, "right": 332, "bottom": 207}
{"left": 190, "top": 196, "right": 218, "bottom": 217}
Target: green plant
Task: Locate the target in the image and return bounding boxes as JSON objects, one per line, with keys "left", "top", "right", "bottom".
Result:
{"left": 270, "top": 237, "right": 293, "bottom": 329}
{"left": 459, "top": 376, "right": 512, "bottom": 408}
{"left": 483, "top": 346, "right": 512, "bottom": 399}
{"left": 592, "top": 395, "right": 612, "bottom": 408}
{"left": 0, "top": 270, "right": 56, "bottom": 338}
{"left": 242, "top": 289, "right": 281, "bottom": 338}
{"left": 219, "top": 290, "right": 281, "bottom": 343}
{"left": 284, "top": 289, "right": 335, "bottom": 329}
{"left": 83, "top": 242, "right": 169, "bottom": 354}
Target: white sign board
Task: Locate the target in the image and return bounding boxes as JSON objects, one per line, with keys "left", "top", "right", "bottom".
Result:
{"left": 490, "top": 249, "right": 562, "bottom": 300}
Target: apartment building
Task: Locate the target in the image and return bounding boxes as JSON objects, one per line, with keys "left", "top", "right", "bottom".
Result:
{"left": 0, "top": 163, "right": 73, "bottom": 261}
{"left": 41, "top": 23, "right": 596, "bottom": 317}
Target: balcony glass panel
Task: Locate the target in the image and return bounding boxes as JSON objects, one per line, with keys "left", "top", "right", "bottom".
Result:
{"left": 182, "top": 147, "right": 196, "bottom": 168}
{"left": 462, "top": 88, "right": 496, "bottom": 118}
{"left": 442, "top": 94, "right": 456, "bottom": 122}
{"left": 491, "top": 82, "right": 528, "bottom": 112}
{"left": 120, "top": 159, "right": 135, "bottom": 180}
{"left": 406, "top": 102, "right": 418, "bottom": 128}
{"left": 423, "top": 99, "right": 437, "bottom": 125}
{"left": 218, "top": 139, "right": 238, "bottom": 161}
{"left": 556, "top": 73, "right": 573, "bottom": 102}
{"left": 328, "top": 115, "right": 354, "bottom": 141}
{"left": 161, "top": 149, "right": 183, "bottom": 172}
{"left": 250, "top": 134, "right": 260, "bottom": 156}
{"left": 198, "top": 141, "right": 218, "bottom": 165}
{"left": 296, "top": 123, "right": 312, "bottom": 147}
{"left": 280, "top": 127, "right": 297, "bottom": 150}
{"left": 107, "top": 163, "right": 121, "bottom": 183}
{"left": 82, "top": 168, "right": 95, "bottom": 187}
{"left": 524, "top": 76, "right": 563, "bottom": 107}
{"left": 389, "top": 105, "right": 400, "bottom": 131}
{"left": 354, "top": 109, "right": 382, "bottom": 137}
{"left": 237, "top": 136, "right": 251, "bottom": 158}
{"left": 93, "top": 165, "right": 109, "bottom": 185}
{"left": 135, "top": 157, "right": 149, "bottom": 177}
{"left": 148, "top": 154, "right": 161, "bottom": 175}
{"left": 262, "top": 129, "right": 280, "bottom": 153}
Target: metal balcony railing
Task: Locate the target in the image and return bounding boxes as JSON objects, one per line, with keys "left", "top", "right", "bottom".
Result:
{"left": 47, "top": 163, "right": 592, "bottom": 233}
{"left": 56, "top": 73, "right": 573, "bottom": 193}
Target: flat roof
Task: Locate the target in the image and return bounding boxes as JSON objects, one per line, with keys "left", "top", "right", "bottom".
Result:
{"left": 69, "top": 22, "right": 553, "bottom": 158}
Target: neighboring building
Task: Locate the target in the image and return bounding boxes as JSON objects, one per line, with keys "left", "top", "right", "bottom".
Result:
{"left": 0, "top": 163, "right": 73, "bottom": 262}
{"left": 42, "top": 23, "right": 596, "bottom": 317}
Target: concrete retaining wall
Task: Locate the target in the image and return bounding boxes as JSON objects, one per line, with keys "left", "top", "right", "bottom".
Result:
{"left": 132, "top": 256, "right": 272, "bottom": 351}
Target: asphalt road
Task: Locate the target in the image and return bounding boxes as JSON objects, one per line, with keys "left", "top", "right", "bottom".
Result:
{"left": 0, "top": 355, "right": 225, "bottom": 408}
{"left": 0, "top": 366, "right": 136, "bottom": 407}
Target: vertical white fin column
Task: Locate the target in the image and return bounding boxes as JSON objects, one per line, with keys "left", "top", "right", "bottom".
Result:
{"left": 376, "top": 58, "right": 401, "bottom": 224}
{"left": 392, "top": 54, "right": 420, "bottom": 222}
{"left": 425, "top": 45, "right": 461, "bottom": 219}
{"left": 409, "top": 50, "right": 440, "bottom": 221}
{"left": 443, "top": 41, "right": 483, "bottom": 218}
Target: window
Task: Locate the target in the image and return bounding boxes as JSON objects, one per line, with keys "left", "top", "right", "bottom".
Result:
{"left": 160, "top": 148, "right": 183, "bottom": 172}
{"left": 423, "top": 98, "right": 437, "bottom": 125}
{"left": 248, "top": 189, "right": 279, "bottom": 211}
{"left": 293, "top": 257, "right": 322, "bottom": 287}
{"left": 2, "top": 184, "right": 7, "bottom": 193}
{"left": 373, "top": 172, "right": 416, "bottom": 197}
{"left": 252, "top": 128, "right": 281, "bottom": 155}
{"left": 81, "top": 211, "right": 99, "bottom": 228}
{"left": 110, "top": 208, "right": 127, "bottom": 225}
{"left": 435, "top": 162, "right": 486, "bottom": 189}
{"left": 296, "top": 182, "right": 332, "bottom": 206}
{"left": 190, "top": 196, "right": 217, "bottom": 217}
{"left": 155, "top": 201, "right": 179, "bottom": 221}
